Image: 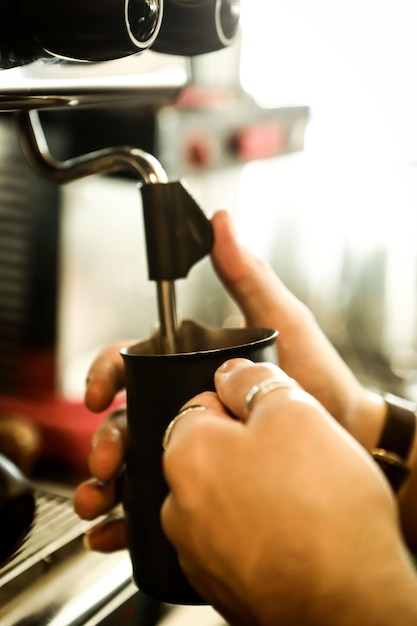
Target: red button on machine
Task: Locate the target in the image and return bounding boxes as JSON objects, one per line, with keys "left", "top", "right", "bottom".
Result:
{"left": 186, "top": 135, "right": 220, "bottom": 168}
{"left": 231, "top": 121, "right": 286, "bottom": 161}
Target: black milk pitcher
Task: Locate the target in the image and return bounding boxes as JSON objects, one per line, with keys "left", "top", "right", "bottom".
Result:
{"left": 121, "top": 320, "right": 278, "bottom": 605}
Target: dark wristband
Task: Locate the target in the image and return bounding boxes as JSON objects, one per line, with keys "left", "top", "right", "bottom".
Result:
{"left": 371, "top": 393, "right": 416, "bottom": 492}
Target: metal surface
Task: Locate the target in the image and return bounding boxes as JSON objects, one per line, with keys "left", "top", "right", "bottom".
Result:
{"left": 16, "top": 109, "right": 168, "bottom": 183}
{"left": 16, "top": 109, "right": 180, "bottom": 355}
{"left": 0, "top": 481, "right": 227, "bottom": 625}
{"left": 0, "top": 483, "right": 134, "bottom": 625}
{"left": 0, "top": 52, "right": 189, "bottom": 111}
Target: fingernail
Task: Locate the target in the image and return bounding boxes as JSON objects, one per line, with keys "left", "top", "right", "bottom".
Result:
{"left": 91, "top": 425, "right": 119, "bottom": 450}
{"left": 217, "top": 358, "right": 252, "bottom": 376}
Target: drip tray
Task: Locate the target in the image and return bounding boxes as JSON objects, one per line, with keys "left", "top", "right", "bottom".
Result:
{"left": 0, "top": 482, "right": 227, "bottom": 626}
{"left": 0, "top": 482, "right": 135, "bottom": 625}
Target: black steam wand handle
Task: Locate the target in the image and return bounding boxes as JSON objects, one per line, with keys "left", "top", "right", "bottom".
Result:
{"left": 14, "top": 110, "right": 212, "bottom": 353}
{"left": 140, "top": 179, "right": 214, "bottom": 351}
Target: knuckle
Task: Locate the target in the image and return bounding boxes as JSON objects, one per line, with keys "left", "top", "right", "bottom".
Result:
{"left": 163, "top": 420, "right": 223, "bottom": 498}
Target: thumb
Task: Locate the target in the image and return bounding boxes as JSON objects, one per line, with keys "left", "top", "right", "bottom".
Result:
{"left": 210, "top": 209, "right": 307, "bottom": 332}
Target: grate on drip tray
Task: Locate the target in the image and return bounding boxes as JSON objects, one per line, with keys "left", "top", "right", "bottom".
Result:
{"left": 0, "top": 483, "right": 99, "bottom": 594}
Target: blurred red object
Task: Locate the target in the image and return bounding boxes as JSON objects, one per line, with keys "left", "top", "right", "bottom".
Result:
{"left": 0, "top": 392, "right": 125, "bottom": 478}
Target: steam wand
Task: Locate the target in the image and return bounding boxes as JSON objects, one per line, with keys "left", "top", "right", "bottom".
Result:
{"left": 14, "top": 110, "right": 213, "bottom": 354}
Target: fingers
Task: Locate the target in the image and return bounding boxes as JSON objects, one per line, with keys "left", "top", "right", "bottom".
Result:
{"left": 210, "top": 211, "right": 366, "bottom": 425}
{"left": 84, "top": 515, "right": 128, "bottom": 552}
{"left": 213, "top": 358, "right": 307, "bottom": 423}
{"left": 89, "top": 408, "right": 127, "bottom": 482}
{"left": 162, "top": 392, "right": 230, "bottom": 452}
{"left": 210, "top": 210, "right": 308, "bottom": 332}
{"left": 73, "top": 477, "right": 121, "bottom": 520}
{"left": 85, "top": 341, "right": 134, "bottom": 412}
{"left": 161, "top": 391, "right": 245, "bottom": 556}
{"left": 74, "top": 408, "right": 126, "bottom": 518}
{"left": 74, "top": 408, "right": 127, "bottom": 553}
{"left": 161, "top": 391, "right": 240, "bottom": 499}
{"left": 161, "top": 362, "right": 307, "bottom": 457}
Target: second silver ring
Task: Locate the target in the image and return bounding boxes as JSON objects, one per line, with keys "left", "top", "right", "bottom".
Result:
{"left": 245, "top": 377, "right": 301, "bottom": 415}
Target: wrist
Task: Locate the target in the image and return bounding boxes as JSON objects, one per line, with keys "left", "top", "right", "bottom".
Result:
{"left": 319, "top": 550, "right": 417, "bottom": 626}
{"left": 257, "top": 542, "right": 417, "bottom": 626}
{"left": 347, "top": 388, "right": 386, "bottom": 451}
{"left": 346, "top": 389, "right": 417, "bottom": 547}
{"left": 348, "top": 391, "right": 417, "bottom": 494}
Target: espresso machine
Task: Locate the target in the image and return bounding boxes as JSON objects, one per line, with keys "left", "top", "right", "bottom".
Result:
{"left": 0, "top": 1, "right": 308, "bottom": 622}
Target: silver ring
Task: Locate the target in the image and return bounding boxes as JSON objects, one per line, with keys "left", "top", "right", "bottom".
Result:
{"left": 245, "top": 377, "right": 301, "bottom": 415}
{"left": 162, "top": 404, "right": 208, "bottom": 450}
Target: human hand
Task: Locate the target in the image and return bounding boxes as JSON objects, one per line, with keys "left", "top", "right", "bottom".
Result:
{"left": 73, "top": 407, "right": 128, "bottom": 552}
{"left": 74, "top": 208, "right": 387, "bottom": 554}
{"left": 210, "top": 210, "right": 385, "bottom": 449}
{"left": 82, "top": 210, "right": 385, "bottom": 451}
{"left": 161, "top": 358, "right": 417, "bottom": 626}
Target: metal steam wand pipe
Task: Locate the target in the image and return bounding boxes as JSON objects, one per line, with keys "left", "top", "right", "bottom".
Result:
{"left": 15, "top": 109, "right": 180, "bottom": 354}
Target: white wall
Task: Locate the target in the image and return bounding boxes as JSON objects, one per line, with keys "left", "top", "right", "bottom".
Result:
{"left": 237, "top": 1, "right": 417, "bottom": 393}
{"left": 240, "top": 0, "right": 417, "bottom": 163}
